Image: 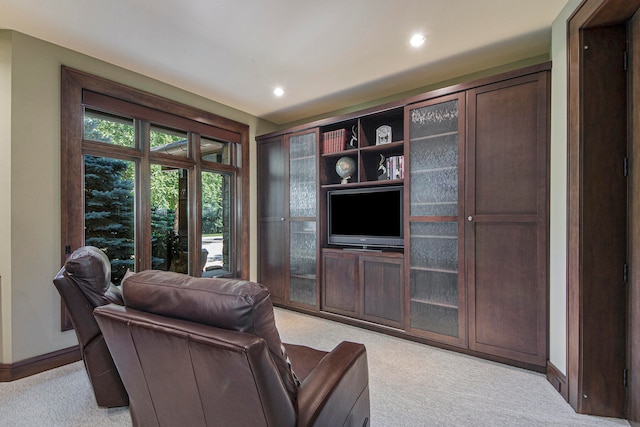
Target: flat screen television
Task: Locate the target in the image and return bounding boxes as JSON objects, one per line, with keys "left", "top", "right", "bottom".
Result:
{"left": 327, "top": 186, "right": 404, "bottom": 249}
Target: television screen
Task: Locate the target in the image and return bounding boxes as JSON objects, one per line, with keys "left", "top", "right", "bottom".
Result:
{"left": 328, "top": 186, "right": 404, "bottom": 248}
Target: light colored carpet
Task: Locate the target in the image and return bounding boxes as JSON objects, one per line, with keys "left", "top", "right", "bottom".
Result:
{"left": 275, "top": 309, "right": 629, "bottom": 427}
{"left": 0, "top": 307, "right": 630, "bottom": 426}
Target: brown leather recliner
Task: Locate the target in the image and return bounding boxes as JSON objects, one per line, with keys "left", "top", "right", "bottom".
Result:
{"left": 53, "top": 246, "right": 129, "bottom": 408}
{"left": 94, "top": 270, "right": 370, "bottom": 427}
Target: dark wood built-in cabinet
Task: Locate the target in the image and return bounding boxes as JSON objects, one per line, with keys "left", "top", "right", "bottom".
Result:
{"left": 319, "top": 108, "right": 404, "bottom": 188}
{"left": 257, "top": 129, "right": 320, "bottom": 309}
{"left": 465, "top": 73, "right": 549, "bottom": 367}
{"left": 287, "top": 130, "right": 319, "bottom": 308}
{"left": 406, "top": 92, "right": 466, "bottom": 347}
{"left": 257, "top": 136, "right": 287, "bottom": 303}
{"left": 323, "top": 249, "right": 404, "bottom": 329}
{"left": 258, "top": 63, "right": 550, "bottom": 371}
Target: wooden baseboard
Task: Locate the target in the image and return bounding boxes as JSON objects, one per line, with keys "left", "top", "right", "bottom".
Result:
{"left": 0, "top": 346, "right": 81, "bottom": 382}
{"left": 546, "top": 360, "right": 568, "bottom": 401}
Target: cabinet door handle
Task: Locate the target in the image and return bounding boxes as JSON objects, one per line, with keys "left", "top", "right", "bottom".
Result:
{"left": 281, "top": 218, "right": 285, "bottom": 221}
{"left": 468, "top": 216, "right": 473, "bottom": 222}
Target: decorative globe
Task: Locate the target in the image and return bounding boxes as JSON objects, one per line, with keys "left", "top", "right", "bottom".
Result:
{"left": 335, "top": 156, "right": 356, "bottom": 184}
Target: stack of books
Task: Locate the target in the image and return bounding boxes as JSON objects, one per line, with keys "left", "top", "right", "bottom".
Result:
{"left": 379, "top": 155, "right": 404, "bottom": 180}
{"left": 322, "top": 129, "right": 346, "bottom": 154}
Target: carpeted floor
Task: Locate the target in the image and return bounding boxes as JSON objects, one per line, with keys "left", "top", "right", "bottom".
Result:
{"left": 0, "top": 307, "right": 631, "bottom": 426}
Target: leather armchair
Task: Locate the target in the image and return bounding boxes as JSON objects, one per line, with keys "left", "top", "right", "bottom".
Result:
{"left": 94, "top": 270, "right": 370, "bottom": 427}
{"left": 53, "top": 246, "right": 129, "bottom": 408}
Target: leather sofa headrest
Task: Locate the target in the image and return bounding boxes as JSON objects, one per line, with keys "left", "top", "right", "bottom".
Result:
{"left": 122, "top": 270, "right": 298, "bottom": 398}
{"left": 62, "top": 246, "right": 123, "bottom": 307}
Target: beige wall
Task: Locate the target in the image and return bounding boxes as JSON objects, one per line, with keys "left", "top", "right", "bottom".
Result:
{"left": 2, "top": 4, "right": 578, "bottom": 367}
{"left": 0, "top": 30, "right": 277, "bottom": 363}
{"left": 0, "top": 31, "right": 12, "bottom": 362}
{"left": 548, "top": 0, "right": 582, "bottom": 377}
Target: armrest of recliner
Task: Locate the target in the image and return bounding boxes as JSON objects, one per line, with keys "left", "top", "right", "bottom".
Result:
{"left": 296, "top": 341, "right": 370, "bottom": 427}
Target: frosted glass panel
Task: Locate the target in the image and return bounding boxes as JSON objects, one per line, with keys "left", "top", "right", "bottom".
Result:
{"left": 290, "top": 276, "right": 316, "bottom": 306}
{"left": 410, "top": 269, "right": 458, "bottom": 308}
{"left": 409, "top": 100, "right": 458, "bottom": 137}
{"left": 410, "top": 222, "right": 458, "bottom": 272}
{"left": 409, "top": 167, "right": 458, "bottom": 216}
{"left": 409, "top": 220, "right": 459, "bottom": 337}
{"left": 410, "top": 301, "right": 458, "bottom": 337}
{"left": 411, "top": 133, "right": 457, "bottom": 169}
{"left": 290, "top": 221, "right": 316, "bottom": 305}
{"left": 289, "top": 133, "right": 316, "bottom": 217}
{"left": 409, "top": 100, "right": 458, "bottom": 216}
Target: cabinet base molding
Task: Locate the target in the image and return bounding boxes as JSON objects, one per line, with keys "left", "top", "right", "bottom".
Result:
{"left": 0, "top": 345, "right": 80, "bottom": 382}
{"left": 277, "top": 304, "right": 547, "bottom": 374}
{"left": 546, "top": 361, "right": 568, "bottom": 402}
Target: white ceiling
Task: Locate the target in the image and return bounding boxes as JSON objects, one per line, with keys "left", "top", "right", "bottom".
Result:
{"left": 0, "top": 0, "right": 568, "bottom": 125}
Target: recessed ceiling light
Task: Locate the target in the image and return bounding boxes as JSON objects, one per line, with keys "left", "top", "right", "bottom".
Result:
{"left": 410, "top": 33, "right": 426, "bottom": 47}
{"left": 273, "top": 87, "right": 285, "bottom": 97}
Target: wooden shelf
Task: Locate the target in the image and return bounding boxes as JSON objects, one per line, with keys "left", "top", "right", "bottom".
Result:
{"left": 319, "top": 107, "right": 404, "bottom": 187}
{"left": 410, "top": 266, "right": 458, "bottom": 274}
{"left": 410, "top": 298, "right": 458, "bottom": 310}
{"left": 321, "top": 179, "right": 403, "bottom": 190}
{"left": 359, "top": 141, "right": 404, "bottom": 153}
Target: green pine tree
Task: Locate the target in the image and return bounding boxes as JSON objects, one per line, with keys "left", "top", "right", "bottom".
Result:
{"left": 84, "top": 155, "right": 136, "bottom": 284}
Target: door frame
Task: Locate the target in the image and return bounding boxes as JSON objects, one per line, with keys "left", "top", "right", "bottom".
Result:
{"left": 567, "top": 0, "right": 640, "bottom": 419}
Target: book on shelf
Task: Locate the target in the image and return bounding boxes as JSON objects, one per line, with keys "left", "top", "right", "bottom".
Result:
{"left": 322, "top": 129, "right": 346, "bottom": 154}
{"left": 378, "top": 155, "right": 404, "bottom": 180}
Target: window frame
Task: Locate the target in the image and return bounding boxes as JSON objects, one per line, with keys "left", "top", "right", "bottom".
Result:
{"left": 60, "top": 67, "right": 250, "bottom": 317}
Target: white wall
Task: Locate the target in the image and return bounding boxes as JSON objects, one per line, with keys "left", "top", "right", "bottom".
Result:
{"left": 548, "top": 0, "right": 582, "bottom": 376}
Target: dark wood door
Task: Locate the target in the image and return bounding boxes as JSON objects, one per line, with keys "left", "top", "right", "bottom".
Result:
{"left": 630, "top": 9, "right": 640, "bottom": 425}
{"left": 257, "top": 136, "right": 287, "bottom": 304}
{"left": 322, "top": 249, "right": 358, "bottom": 317}
{"left": 567, "top": 2, "right": 640, "bottom": 417}
{"left": 360, "top": 253, "right": 404, "bottom": 328}
{"left": 579, "top": 24, "right": 628, "bottom": 417}
{"left": 466, "top": 72, "right": 549, "bottom": 367}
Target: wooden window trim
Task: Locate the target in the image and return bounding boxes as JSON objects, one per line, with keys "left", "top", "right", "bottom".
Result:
{"left": 60, "top": 66, "right": 250, "bottom": 328}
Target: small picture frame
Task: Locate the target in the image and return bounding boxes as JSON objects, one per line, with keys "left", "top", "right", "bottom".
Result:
{"left": 376, "top": 125, "right": 392, "bottom": 145}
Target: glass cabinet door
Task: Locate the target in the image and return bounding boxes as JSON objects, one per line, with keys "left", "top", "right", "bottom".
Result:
{"left": 289, "top": 221, "right": 317, "bottom": 305}
{"left": 287, "top": 130, "right": 318, "bottom": 307}
{"left": 406, "top": 93, "right": 466, "bottom": 346}
{"left": 409, "top": 222, "right": 458, "bottom": 337}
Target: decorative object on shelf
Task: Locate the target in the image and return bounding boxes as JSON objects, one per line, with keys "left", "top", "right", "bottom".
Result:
{"left": 376, "top": 125, "right": 392, "bottom": 145}
{"left": 335, "top": 156, "right": 356, "bottom": 184}
{"left": 377, "top": 154, "right": 388, "bottom": 180}
{"left": 376, "top": 154, "right": 404, "bottom": 180}
{"left": 348, "top": 125, "right": 358, "bottom": 150}
{"left": 322, "top": 129, "right": 346, "bottom": 154}
{"left": 387, "top": 155, "right": 404, "bottom": 179}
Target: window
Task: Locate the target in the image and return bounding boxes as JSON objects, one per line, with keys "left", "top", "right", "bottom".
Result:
{"left": 61, "top": 67, "right": 249, "bottom": 289}
{"left": 84, "top": 155, "right": 136, "bottom": 280}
